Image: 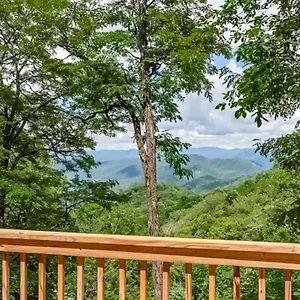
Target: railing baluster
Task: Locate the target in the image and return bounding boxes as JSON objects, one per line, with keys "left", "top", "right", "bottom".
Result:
{"left": 233, "top": 266, "right": 240, "bottom": 300}
{"left": 58, "top": 256, "right": 65, "bottom": 300}
{"left": 97, "top": 258, "right": 105, "bottom": 300}
{"left": 259, "top": 268, "right": 266, "bottom": 300}
{"left": 140, "top": 261, "right": 147, "bottom": 300}
{"left": 285, "top": 269, "right": 292, "bottom": 300}
{"left": 209, "top": 265, "right": 216, "bottom": 300}
{"left": 1, "top": 229, "right": 300, "bottom": 300}
{"left": 2, "top": 252, "right": 10, "bottom": 300}
{"left": 119, "top": 259, "right": 126, "bottom": 300}
{"left": 20, "top": 253, "right": 27, "bottom": 300}
{"left": 163, "top": 262, "right": 170, "bottom": 300}
{"left": 38, "top": 255, "right": 46, "bottom": 300}
{"left": 185, "top": 263, "right": 192, "bottom": 300}
{"left": 77, "top": 257, "right": 84, "bottom": 300}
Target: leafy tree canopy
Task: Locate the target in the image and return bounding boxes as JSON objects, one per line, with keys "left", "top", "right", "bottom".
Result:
{"left": 217, "top": 0, "right": 300, "bottom": 171}
{"left": 0, "top": 0, "right": 120, "bottom": 174}
{"left": 58, "top": 0, "right": 231, "bottom": 177}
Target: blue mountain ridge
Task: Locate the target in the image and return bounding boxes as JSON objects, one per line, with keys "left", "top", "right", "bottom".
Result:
{"left": 82, "top": 147, "right": 271, "bottom": 192}
{"left": 90, "top": 147, "right": 271, "bottom": 168}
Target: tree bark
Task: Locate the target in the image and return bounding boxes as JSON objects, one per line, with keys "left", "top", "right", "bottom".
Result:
{"left": 143, "top": 100, "right": 163, "bottom": 300}
{"left": 132, "top": 0, "right": 163, "bottom": 298}
{"left": 0, "top": 136, "right": 10, "bottom": 228}
{"left": 136, "top": 102, "right": 162, "bottom": 300}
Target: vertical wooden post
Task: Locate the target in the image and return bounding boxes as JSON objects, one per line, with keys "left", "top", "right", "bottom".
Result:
{"left": 97, "top": 258, "right": 105, "bottom": 300}
{"left": 77, "top": 257, "right": 84, "bottom": 300}
{"left": 2, "top": 252, "right": 10, "bottom": 300}
{"left": 140, "top": 261, "right": 147, "bottom": 300}
{"left": 58, "top": 256, "right": 65, "bottom": 300}
{"left": 285, "top": 269, "right": 292, "bottom": 300}
{"left": 38, "top": 255, "right": 46, "bottom": 300}
{"left": 233, "top": 267, "right": 240, "bottom": 300}
{"left": 163, "top": 262, "right": 170, "bottom": 300}
{"left": 20, "top": 253, "right": 27, "bottom": 300}
{"left": 119, "top": 259, "right": 126, "bottom": 300}
{"left": 185, "top": 263, "right": 192, "bottom": 300}
{"left": 258, "top": 268, "right": 266, "bottom": 300}
{"left": 209, "top": 265, "right": 216, "bottom": 300}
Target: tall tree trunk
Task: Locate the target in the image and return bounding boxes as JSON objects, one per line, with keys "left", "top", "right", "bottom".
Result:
{"left": 0, "top": 157, "right": 9, "bottom": 228}
{"left": 0, "top": 195, "right": 6, "bottom": 228}
{"left": 137, "top": 111, "right": 163, "bottom": 300}
{"left": 132, "top": 0, "right": 163, "bottom": 298}
{"left": 132, "top": 100, "right": 163, "bottom": 299}
{"left": 144, "top": 102, "right": 163, "bottom": 300}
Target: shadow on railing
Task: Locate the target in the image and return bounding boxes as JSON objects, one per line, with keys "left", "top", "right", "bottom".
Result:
{"left": 0, "top": 229, "right": 299, "bottom": 299}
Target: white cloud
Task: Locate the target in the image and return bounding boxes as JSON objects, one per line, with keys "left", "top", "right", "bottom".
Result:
{"left": 92, "top": 2, "right": 296, "bottom": 151}
{"left": 207, "top": 0, "right": 224, "bottom": 7}
{"left": 227, "top": 59, "right": 243, "bottom": 74}
{"left": 94, "top": 72, "right": 297, "bottom": 150}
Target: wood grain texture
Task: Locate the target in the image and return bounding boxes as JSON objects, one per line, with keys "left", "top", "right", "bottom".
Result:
{"left": 0, "top": 229, "right": 300, "bottom": 270}
{"left": 38, "top": 255, "right": 46, "bottom": 300}
{"left": 233, "top": 267, "right": 240, "bottom": 300}
{"left": 259, "top": 268, "right": 266, "bottom": 300}
{"left": 20, "top": 253, "right": 27, "bottom": 300}
{"left": 185, "top": 263, "right": 192, "bottom": 300}
{"left": 285, "top": 269, "right": 292, "bottom": 300}
{"left": 97, "top": 258, "right": 105, "bottom": 300}
{"left": 77, "top": 257, "right": 84, "bottom": 300}
{"left": 140, "top": 261, "right": 147, "bottom": 300}
{"left": 2, "top": 252, "right": 9, "bottom": 300}
{"left": 58, "top": 256, "right": 65, "bottom": 300}
{"left": 0, "top": 229, "right": 299, "bottom": 299}
{"left": 163, "top": 262, "right": 170, "bottom": 300}
{"left": 119, "top": 259, "right": 126, "bottom": 300}
{"left": 209, "top": 265, "right": 216, "bottom": 300}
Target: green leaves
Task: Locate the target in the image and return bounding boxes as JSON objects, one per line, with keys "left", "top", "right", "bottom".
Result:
{"left": 215, "top": 102, "right": 226, "bottom": 110}
{"left": 157, "top": 133, "right": 193, "bottom": 179}
{"left": 219, "top": 0, "right": 300, "bottom": 171}
{"left": 221, "top": 0, "right": 300, "bottom": 124}
{"left": 255, "top": 130, "right": 300, "bottom": 172}
{"left": 0, "top": 0, "right": 121, "bottom": 175}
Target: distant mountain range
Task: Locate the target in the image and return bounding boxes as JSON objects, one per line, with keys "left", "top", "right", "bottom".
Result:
{"left": 90, "top": 147, "right": 271, "bottom": 168}
{"left": 80, "top": 147, "right": 271, "bottom": 192}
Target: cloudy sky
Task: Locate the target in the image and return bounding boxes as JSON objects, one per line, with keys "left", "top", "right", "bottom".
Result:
{"left": 95, "top": 57, "right": 298, "bottom": 150}
{"left": 93, "top": 0, "right": 298, "bottom": 150}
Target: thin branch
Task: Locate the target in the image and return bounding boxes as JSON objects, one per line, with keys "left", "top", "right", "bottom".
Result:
{"left": 146, "top": 0, "right": 156, "bottom": 9}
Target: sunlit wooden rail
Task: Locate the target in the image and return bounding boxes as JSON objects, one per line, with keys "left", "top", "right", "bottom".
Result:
{"left": 1, "top": 229, "right": 300, "bottom": 299}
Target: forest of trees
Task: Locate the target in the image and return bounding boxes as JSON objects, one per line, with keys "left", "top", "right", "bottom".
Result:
{"left": 0, "top": 0, "right": 299, "bottom": 298}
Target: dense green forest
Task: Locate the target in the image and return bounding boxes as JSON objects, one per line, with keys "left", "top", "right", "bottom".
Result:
{"left": 66, "top": 169, "right": 299, "bottom": 299}
{"left": 0, "top": 0, "right": 299, "bottom": 298}
{"left": 4, "top": 168, "right": 300, "bottom": 299}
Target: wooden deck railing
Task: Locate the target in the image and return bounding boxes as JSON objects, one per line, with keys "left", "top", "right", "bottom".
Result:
{"left": 0, "top": 229, "right": 300, "bottom": 299}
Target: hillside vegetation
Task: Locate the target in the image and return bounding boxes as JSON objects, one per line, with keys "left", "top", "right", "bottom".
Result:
{"left": 72, "top": 169, "right": 300, "bottom": 299}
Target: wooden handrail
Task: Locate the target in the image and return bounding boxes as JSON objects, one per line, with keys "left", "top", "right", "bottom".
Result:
{"left": 0, "top": 229, "right": 300, "bottom": 269}
{"left": 0, "top": 229, "right": 299, "bottom": 299}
